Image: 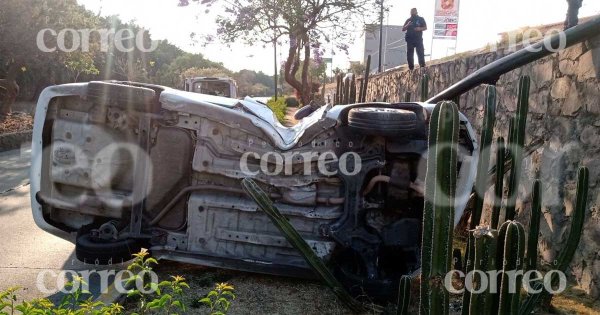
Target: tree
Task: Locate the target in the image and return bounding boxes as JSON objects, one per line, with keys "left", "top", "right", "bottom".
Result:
{"left": 0, "top": 0, "right": 100, "bottom": 111}
{"left": 179, "top": 0, "right": 378, "bottom": 105}
{"left": 65, "top": 52, "right": 100, "bottom": 82}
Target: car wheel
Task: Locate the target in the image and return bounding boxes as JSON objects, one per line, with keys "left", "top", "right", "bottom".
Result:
{"left": 348, "top": 107, "right": 418, "bottom": 137}
{"left": 75, "top": 230, "right": 145, "bottom": 265}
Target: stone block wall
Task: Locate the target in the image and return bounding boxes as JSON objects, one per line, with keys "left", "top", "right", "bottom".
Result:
{"left": 364, "top": 36, "right": 600, "bottom": 297}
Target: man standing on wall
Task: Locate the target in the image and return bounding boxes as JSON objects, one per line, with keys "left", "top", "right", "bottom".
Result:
{"left": 403, "top": 8, "right": 428, "bottom": 71}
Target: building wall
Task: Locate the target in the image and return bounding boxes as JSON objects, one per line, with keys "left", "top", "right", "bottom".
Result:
{"left": 363, "top": 25, "right": 407, "bottom": 73}
{"left": 364, "top": 36, "right": 600, "bottom": 297}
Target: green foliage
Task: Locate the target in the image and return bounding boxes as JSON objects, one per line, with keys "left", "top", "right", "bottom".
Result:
{"left": 497, "top": 221, "right": 526, "bottom": 314}
{"left": 421, "top": 101, "right": 460, "bottom": 315}
{"left": 284, "top": 97, "right": 300, "bottom": 108}
{"left": 426, "top": 75, "right": 589, "bottom": 315}
{"left": 267, "top": 97, "right": 287, "bottom": 123}
{"left": 0, "top": 249, "right": 198, "bottom": 315}
{"left": 0, "top": 278, "right": 123, "bottom": 315}
{"left": 520, "top": 167, "right": 589, "bottom": 315}
{"left": 505, "top": 76, "right": 531, "bottom": 221}
{"left": 199, "top": 283, "right": 236, "bottom": 315}
{"left": 469, "top": 227, "right": 498, "bottom": 315}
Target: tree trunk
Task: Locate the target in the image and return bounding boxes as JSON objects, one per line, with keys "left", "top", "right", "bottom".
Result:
{"left": 301, "top": 38, "right": 311, "bottom": 105}
{"left": 283, "top": 33, "right": 313, "bottom": 105}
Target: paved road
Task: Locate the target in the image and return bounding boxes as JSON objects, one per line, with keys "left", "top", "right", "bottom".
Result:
{"left": 0, "top": 146, "right": 125, "bottom": 304}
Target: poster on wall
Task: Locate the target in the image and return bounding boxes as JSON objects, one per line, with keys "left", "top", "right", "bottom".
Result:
{"left": 433, "top": 0, "right": 460, "bottom": 39}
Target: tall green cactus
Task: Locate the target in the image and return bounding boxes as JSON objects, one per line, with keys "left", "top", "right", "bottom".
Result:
{"left": 469, "top": 226, "right": 498, "bottom": 315}
{"left": 462, "top": 85, "right": 497, "bottom": 315}
{"left": 421, "top": 101, "right": 460, "bottom": 315}
{"left": 343, "top": 77, "right": 351, "bottom": 104}
{"left": 519, "top": 167, "right": 589, "bottom": 315}
{"left": 505, "top": 76, "right": 531, "bottom": 220}
{"left": 525, "top": 180, "right": 542, "bottom": 272}
{"left": 421, "top": 74, "right": 430, "bottom": 102}
{"left": 491, "top": 137, "right": 506, "bottom": 229}
{"left": 472, "top": 85, "right": 497, "bottom": 229}
{"left": 497, "top": 221, "right": 526, "bottom": 315}
{"left": 397, "top": 276, "right": 411, "bottom": 315}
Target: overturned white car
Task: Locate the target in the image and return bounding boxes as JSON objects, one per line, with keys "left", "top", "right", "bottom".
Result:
{"left": 30, "top": 81, "right": 477, "bottom": 299}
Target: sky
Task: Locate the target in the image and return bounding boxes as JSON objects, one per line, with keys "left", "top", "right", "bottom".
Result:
{"left": 77, "top": 0, "right": 600, "bottom": 73}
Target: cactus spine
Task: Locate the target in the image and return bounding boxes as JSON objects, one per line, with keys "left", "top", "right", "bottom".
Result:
{"left": 421, "top": 74, "right": 430, "bottom": 102}
{"left": 469, "top": 226, "right": 498, "bottom": 315}
{"left": 519, "top": 167, "right": 589, "bottom": 315}
{"left": 525, "top": 180, "right": 542, "bottom": 272}
{"left": 421, "top": 101, "right": 460, "bottom": 315}
{"left": 505, "top": 76, "right": 530, "bottom": 220}
{"left": 497, "top": 221, "right": 526, "bottom": 315}
{"left": 397, "top": 276, "right": 411, "bottom": 315}
{"left": 491, "top": 137, "right": 506, "bottom": 229}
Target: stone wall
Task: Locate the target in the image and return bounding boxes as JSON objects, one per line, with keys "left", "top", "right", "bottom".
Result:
{"left": 365, "top": 36, "right": 600, "bottom": 297}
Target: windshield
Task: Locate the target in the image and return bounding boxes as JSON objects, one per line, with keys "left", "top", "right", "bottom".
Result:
{"left": 192, "top": 81, "right": 231, "bottom": 97}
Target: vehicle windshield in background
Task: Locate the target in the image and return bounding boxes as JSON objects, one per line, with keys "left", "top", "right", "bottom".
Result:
{"left": 192, "top": 81, "right": 231, "bottom": 97}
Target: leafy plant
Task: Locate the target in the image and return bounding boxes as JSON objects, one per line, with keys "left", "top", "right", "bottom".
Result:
{"left": 0, "top": 249, "right": 194, "bottom": 315}
{"left": 126, "top": 249, "right": 190, "bottom": 315}
{"left": 199, "top": 283, "right": 236, "bottom": 315}
{"left": 267, "top": 97, "right": 288, "bottom": 123}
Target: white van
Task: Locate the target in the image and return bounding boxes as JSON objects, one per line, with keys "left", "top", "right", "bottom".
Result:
{"left": 184, "top": 77, "right": 238, "bottom": 98}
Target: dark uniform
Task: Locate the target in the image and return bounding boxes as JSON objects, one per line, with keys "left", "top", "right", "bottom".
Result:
{"left": 404, "top": 15, "right": 427, "bottom": 70}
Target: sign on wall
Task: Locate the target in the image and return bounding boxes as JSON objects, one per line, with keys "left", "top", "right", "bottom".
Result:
{"left": 433, "top": 0, "right": 460, "bottom": 39}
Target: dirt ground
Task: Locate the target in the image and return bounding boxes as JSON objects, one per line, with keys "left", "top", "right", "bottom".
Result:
{"left": 148, "top": 262, "right": 355, "bottom": 315}
{"left": 0, "top": 101, "right": 35, "bottom": 134}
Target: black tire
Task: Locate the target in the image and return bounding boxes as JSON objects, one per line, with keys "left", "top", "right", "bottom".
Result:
{"left": 348, "top": 107, "right": 418, "bottom": 137}
{"left": 75, "top": 231, "right": 144, "bottom": 265}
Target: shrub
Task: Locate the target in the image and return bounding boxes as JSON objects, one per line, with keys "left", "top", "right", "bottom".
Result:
{"left": 284, "top": 97, "right": 300, "bottom": 108}
{"left": 267, "top": 97, "right": 287, "bottom": 123}
{"left": 0, "top": 249, "right": 237, "bottom": 315}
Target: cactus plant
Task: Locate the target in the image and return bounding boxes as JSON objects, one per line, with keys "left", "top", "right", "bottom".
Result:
{"left": 396, "top": 276, "right": 411, "bottom": 315}
{"left": 359, "top": 55, "right": 371, "bottom": 103}
{"left": 472, "top": 85, "right": 497, "bottom": 229}
{"left": 525, "top": 180, "right": 542, "bottom": 272}
{"left": 505, "top": 76, "right": 531, "bottom": 221}
{"left": 491, "top": 137, "right": 506, "bottom": 229}
{"left": 462, "top": 85, "right": 497, "bottom": 315}
{"left": 497, "top": 221, "right": 526, "bottom": 315}
{"left": 350, "top": 77, "right": 357, "bottom": 103}
{"left": 241, "top": 178, "right": 366, "bottom": 313}
{"left": 469, "top": 226, "right": 498, "bottom": 315}
{"left": 421, "top": 74, "right": 430, "bottom": 102}
{"left": 343, "top": 77, "right": 351, "bottom": 105}
{"left": 420, "top": 101, "right": 460, "bottom": 315}
{"left": 335, "top": 74, "right": 342, "bottom": 105}
{"left": 519, "top": 167, "right": 589, "bottom": 315}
